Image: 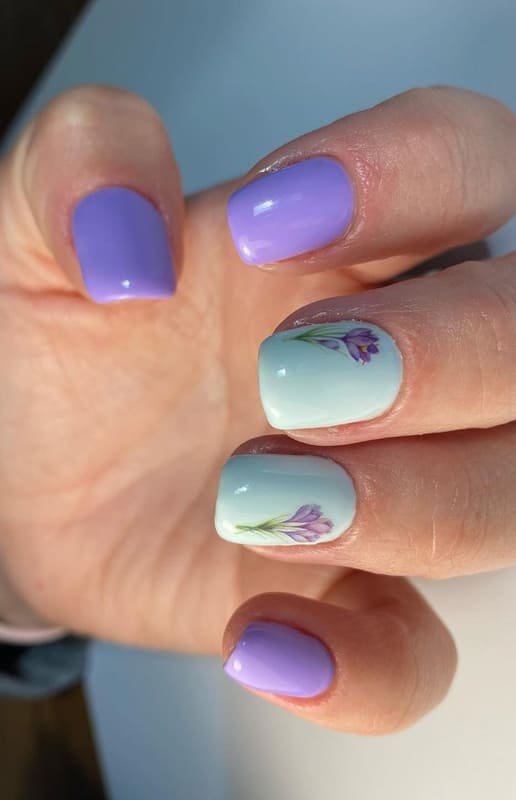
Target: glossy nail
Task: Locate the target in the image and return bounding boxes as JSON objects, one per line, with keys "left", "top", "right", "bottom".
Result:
{"left": 227, "top": 157, "right": 354, "bottom": 265}
{"left": 72, "top": 187, "right": 176, "bottom": 302}
{"left": 215, "top": 454, "right": 355, "bottom": 546}
{"left": 224, "top": 621, "right": 334, "bottom": 698}
{"left": 259, "top": 321, "right": 402, "bottom": 430}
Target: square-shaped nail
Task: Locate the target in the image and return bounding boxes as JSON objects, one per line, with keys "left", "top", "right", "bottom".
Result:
{"left": 215, "top": 454, "right": 356, "bottom": 546}
{"left": 259, "top": 321, "right": 402, "bottom": 429}
{"left": 227, "top": 157, "right": 354, "bottom": 265}
{"left": 72, "top": 187, "right": 176, "bottom": 302}
{"left": 224, "top": 621, "right": 334, "bottom": 697}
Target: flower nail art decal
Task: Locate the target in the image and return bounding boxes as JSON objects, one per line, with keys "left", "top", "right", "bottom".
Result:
{"left": 259, "top": 321, "right": 403, "bottom": 429}
{"left": 286, "top": 324, "right": 380, "bottom": 364}
{"left": 235, "top": 503, "right": 333, "bottom": 544}
{"left": 215, "top": 455, "right": 356, "bottom": 546}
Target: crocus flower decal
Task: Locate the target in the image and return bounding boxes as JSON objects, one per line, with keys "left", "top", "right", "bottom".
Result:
{"left": 235, "top": 504, "right": 333, "bottom": 544}
{"left": 286, "top": 324, "right": 380, "bottom": 364}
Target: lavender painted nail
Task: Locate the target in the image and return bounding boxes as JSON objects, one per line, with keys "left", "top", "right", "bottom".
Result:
{"left": 227, "top": 157, "right": 354, "bottom": 265}
{"left": 224, "top": 621, "right": 334, "bottom": 698}
{"left": 72, "top": 187, "right": 176, "bottom": 302}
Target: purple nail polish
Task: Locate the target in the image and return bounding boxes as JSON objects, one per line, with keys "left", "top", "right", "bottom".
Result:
{"left": 227, "top": 157, "right": 354, "bottom": 265}
{"left": 224, "top": 621, "right": 334, "bottom": 698}
{"left": 72, "top": 187, "right": 176, "bottom": 302}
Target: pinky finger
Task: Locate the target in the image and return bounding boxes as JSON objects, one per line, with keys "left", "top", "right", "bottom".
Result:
{"left": 222, "top": 572, "right": 457, "bottom": 734}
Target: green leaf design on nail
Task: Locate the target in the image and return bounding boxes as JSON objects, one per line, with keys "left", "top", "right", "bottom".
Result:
{"left": 235, "top": 504, "right": 333, "bottom": 543}
{"left": 285, "top": 325, "right": 380, "bottom": 364}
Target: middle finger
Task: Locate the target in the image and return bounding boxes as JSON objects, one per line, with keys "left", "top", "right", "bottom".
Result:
{"left": 257, "top": 256, "right": 516, "bottom": 443}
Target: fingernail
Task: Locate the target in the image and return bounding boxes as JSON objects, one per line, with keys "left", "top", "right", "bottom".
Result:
{"left": 259, "top": 321, "right": 402, "bottom": 429}
{"left": 215, "top": 454, "right": 355, "bottom": 546}
{"left": 224, "top": 621, "right": 334, "bottom": 698}
{"left": 72, "top": 187, "right": 176, "bottom": 302}
{"left": 227, "top": 157, "right": 354, "bottom": 265}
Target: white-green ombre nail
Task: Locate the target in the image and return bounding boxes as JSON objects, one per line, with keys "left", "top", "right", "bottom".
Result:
{"left": 215, "top": 454, "right": 356, "bottom": 546}
{"left": 258, "top": 321, "right": 402, "bottom": 430}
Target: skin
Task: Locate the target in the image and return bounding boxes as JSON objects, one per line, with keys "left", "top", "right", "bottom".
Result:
{"left": 1, "top": 84, "right": 516, "bottom": 733}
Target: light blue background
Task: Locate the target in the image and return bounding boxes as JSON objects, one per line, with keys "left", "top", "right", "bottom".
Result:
{"left": 5, "top": 1, "right": 516, "bottom": 798}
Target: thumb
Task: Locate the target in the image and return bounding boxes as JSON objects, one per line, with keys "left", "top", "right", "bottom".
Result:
{"left": 0, "top": 85, "right": 182, "bottom": 302}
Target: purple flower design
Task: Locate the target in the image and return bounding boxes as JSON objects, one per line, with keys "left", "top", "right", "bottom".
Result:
{"left": 281, "top": 504, "right": 333, "bottom": 543}
{"left": 341, "top": 328, "right": 379, "bottom": 364}
{"left": 235, "top": 503, "right": 333, "bottom": 544}
{"left": 287, "top": 324, "right": 380, "bottom": 364}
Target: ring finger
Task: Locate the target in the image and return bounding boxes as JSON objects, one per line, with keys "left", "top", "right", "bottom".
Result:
{"left": 215, "top": 422, "right": 516, "bottom": 578}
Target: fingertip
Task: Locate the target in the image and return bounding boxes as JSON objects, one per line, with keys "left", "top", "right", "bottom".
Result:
{"left": 222, "top": 578, "right": 456, "bottom": 734}
{"left": 4, "top": 85, "right": 183, "bottom": 302}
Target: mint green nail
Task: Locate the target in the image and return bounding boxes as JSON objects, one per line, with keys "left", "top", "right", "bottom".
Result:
{"left": 258, "top": 321, "right": 402, "bottom": 430}
{"left": 215, "top": 454, "right": 356, "bottom": 547}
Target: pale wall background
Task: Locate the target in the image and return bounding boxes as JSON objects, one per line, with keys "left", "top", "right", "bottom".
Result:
{"left": 6, "top": 0, "right": 516, "bottom": 797}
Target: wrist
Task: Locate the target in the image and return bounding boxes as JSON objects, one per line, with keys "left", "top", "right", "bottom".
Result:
{"left": 0, "top": 619, "right": 64, "bottom": 644}
{"left": 0, "top": 572, "right": 64, "bottom": 644}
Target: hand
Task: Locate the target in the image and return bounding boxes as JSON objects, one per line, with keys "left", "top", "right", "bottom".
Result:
{"left": 1, "top": 85, "right": 515, "bottom": 734}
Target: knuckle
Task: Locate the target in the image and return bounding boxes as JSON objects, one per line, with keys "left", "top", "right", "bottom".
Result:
{"left": 30, "top": 85, "right": 164, "bottom": 147}
{"left": 393, "top": 88, "right": 499, "bottom": 232}
{"left": 421, "top": 445, "right": 494, "bottom": 578}
{"left": 402, "top": 84, "right": 454, "bottom": 105}
{"left": 396, "top": 84, "right": 466, "bottom": 119}
{"left": 393, "top": 89, "right": 473, "bottom": 228}
{"left": 360, "top": 607, "right": 455, "bottom": 735}
{"left": 43, "top": 85, "right": 113, "bottom": 129}
{"left": 437, "top": 259, "right": 516, "bottom": 422}
{"left": 361, "top": 610, "right": 421, "bottom": 735}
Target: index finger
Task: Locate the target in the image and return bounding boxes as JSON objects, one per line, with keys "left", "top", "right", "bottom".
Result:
{"left": 227, "top": 86, "right": 516, "bottom": 282}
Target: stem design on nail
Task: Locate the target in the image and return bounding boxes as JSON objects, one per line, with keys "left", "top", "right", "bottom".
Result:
{"left": 285, "top": 325, "right": 380, "bottom": 364}
{"left": 235, "top": 504, "right": 333, "bottom": 543}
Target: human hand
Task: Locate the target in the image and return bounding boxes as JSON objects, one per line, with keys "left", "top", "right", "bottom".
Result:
{"left": 1, "top": 85, "right": 514, "bottom": 733}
